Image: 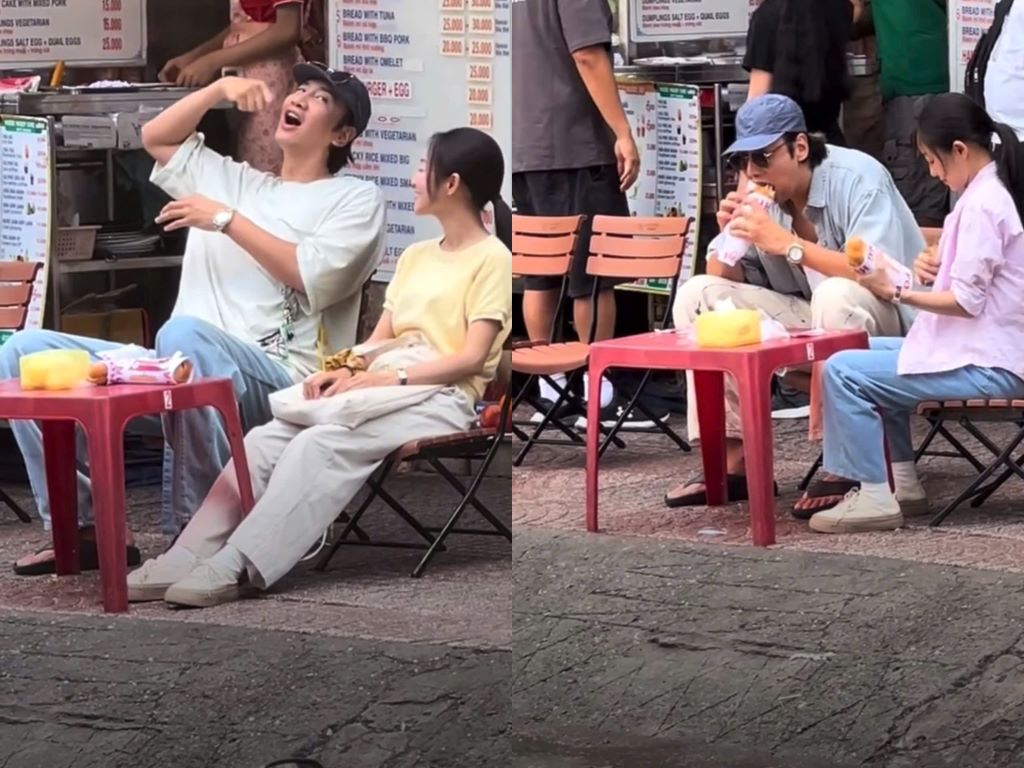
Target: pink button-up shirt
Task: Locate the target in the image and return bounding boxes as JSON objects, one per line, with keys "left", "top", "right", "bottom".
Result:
{"left": 900, "top": 162, "right": 1024, "bottom": 378}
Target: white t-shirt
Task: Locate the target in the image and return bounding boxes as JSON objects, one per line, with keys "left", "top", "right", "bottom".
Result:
{"left": 150, "top": 133, "right": 385, "bottom": 380}
{"left": 985, "top": 2, "right": 1024, "bottom": 140}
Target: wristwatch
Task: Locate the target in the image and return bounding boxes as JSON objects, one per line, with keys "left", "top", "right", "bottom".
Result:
{"left": 786, "top": 242, "right": 805, "bottom": 266}
{"left": 212, "top": 208, "right": 235, "bottom": 233}
{"left": 396, "top": 368, "right": 409, "bottom": 386}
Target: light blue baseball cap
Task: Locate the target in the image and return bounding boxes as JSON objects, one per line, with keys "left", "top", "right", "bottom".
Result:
{"left": 724, "top": 94, "right": 808, "bottom": 155}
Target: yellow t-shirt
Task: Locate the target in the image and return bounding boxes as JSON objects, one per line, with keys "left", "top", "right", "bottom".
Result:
{"left": 383, "top": 235, "right": 512, "bottom": 403}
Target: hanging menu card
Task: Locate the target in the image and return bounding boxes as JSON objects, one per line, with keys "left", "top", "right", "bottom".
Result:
{"left": 617, "top": 83, "right": 702, "bottom": 293}
{"left": 331, "top": 0, "right": 511, "bottom": 279}
{"left": 950, "top": 0, "right": 996, "bottom": 92}
{"left": 630, "top": 0, "right": 751, "bottom": 42}
{"left": 0, "top": 116, "right": 52, "bottom": 337}
{"left": 0, "top": 0, "right": 146, "bottom": 68}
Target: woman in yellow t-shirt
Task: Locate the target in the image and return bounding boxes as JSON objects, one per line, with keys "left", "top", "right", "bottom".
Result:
{"left": 127, "top": 127, "right": 512, "bottom": 607}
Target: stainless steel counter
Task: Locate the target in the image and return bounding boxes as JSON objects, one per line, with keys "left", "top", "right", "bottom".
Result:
{"left": 0, "top": 86, "right": 209, "bottom": 117}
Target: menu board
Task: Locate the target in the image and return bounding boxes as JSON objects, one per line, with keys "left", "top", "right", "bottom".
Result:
{"left": 0, "top": 116, "right": 52, "bottom": 336}
{"left": 330, "top": 0, "right": 511, "bottom": 279}
{"left": 630, "top": 0, "right": 751, "bottom": 42}
{"left": 0, "top": 0, "right": 146, "bottom": 69}
{"left": 617, "top": 83, "right": 702, "bottom": 294}
{"left": 950, "top": 0, "right": 997, "bottom": 92}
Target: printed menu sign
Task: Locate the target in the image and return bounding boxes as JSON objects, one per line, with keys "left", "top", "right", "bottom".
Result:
{"left": 331, "top": 0, "right": 511, "bottom": 279}
{"left": 617, "top": 83, "right": 702, "bottom": 293}
{"left": 0, "top": 0, "right": 146, "bottom": 68}
{"left": 950, "top": 0, "right": 996, "bottom": 92}
{"left": 0, "top": 116, "right": 52, "bottom": 334}
{"left": 631, "top": 0, "right": 751, "bottom": 41}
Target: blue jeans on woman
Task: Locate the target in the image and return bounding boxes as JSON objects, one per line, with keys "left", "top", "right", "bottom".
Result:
{"left": 0, "top": 316, "right": 294, "bottom": 534}
{"left": 823, "top": 338, "right": 1024, "bottom": 484}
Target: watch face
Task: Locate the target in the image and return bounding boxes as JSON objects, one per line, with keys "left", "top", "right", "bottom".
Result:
{"left": 787, "top": 245, "right": 803, "bottom": 263}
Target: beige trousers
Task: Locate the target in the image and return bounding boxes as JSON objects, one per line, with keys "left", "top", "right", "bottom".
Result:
{"left": 175, "top": 389, "right": 475, "bottom": 589}
{"left": 672, "top": 275, "right": 904, "bottom": 443}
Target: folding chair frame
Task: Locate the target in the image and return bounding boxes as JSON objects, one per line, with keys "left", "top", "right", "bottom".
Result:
{"left": 0, "top": 487, "right": 31, "bottom": 523}
{"left": 315, "top": 388, "right": 512, "bottom": 578}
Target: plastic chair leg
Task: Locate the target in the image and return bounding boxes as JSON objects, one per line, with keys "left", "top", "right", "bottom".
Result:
{"left": 736, "top": 370, "right": 777, "bottom": 547}
{"left": 84, "top": 417, "right": 128, "bottom": 613}
{"left": 42, "top": 421, "right": 80, "bottom": 575}
{"left": 693, "top": 370, "right": 727, "bottom": 506}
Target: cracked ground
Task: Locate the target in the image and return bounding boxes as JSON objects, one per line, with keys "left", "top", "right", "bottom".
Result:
{"left": 0, "top": 463, "right": 511, "bottom": 768}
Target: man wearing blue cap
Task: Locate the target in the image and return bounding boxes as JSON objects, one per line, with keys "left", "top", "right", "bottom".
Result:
{"left": 665, "top": 94, "right": 924, "bottom": 512}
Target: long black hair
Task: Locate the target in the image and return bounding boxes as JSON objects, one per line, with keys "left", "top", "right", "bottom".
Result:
{"left": 917, "top": 92, "right": 1024, "bottom": 224}
{"left": 772, "top": 0, "right": 850, "bottom": 107}
{"left": 425, "top": 127, "right": 511, "bottom": 250}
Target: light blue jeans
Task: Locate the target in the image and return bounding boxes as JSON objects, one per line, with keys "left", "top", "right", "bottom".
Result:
{"left": 0, "top": 316, "right": 294, "bottom": 534}
{"left": 823, "top": 337, "right": 1024, "bottom": 484}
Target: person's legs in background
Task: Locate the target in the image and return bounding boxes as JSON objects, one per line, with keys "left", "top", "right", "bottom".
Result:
{"left": 883, "top": 95, "right": 949, "bottom": 227}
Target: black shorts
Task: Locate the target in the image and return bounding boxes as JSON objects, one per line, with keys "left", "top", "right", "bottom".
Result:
{"left": 512, "top": 165, "right": 630, "bottom": 299}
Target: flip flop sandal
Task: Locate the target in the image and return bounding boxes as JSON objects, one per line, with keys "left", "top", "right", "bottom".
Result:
{"left": 664, "top": 474, "right": 779, "bottom": 508}
{"left": 13, "top": 538, "right": 142, "bottom": 577}
{"left": 791, "top": 479, "right": 860, "bottom": 520}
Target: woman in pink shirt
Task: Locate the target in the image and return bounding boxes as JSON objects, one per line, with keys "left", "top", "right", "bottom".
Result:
{"left": 809, "top": 92, "right": 1024, "bottom": 534}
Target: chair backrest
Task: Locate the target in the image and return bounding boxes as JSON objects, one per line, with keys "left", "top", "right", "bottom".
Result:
{"left": 586, "top": 216, "right": 690, "bottom": 282}
{"left": 0, "top": 261, "right": 41, "bottom": 332}
{"left": 511, "top": 215, "right": 583, "bottom": 278}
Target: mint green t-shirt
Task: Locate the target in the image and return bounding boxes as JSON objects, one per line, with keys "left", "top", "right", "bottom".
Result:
{"left": 872, "top": 0, "right": 950, "bottom": 99}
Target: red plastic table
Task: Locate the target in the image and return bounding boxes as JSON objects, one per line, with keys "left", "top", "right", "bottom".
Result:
{"left": 0, "top": 379, "right": 255, "bottom": 613}
{"left": 586, "top": 329, "right": 868, "bottom": 546}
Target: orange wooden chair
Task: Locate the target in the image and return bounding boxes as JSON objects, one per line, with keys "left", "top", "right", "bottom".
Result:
{"left": 0, "top": 261, "right": 40, "bottom": 524}
{"left": 513, "top": 215, "right": 692, "bottom": 465}
{"left": 508, "top": 214, "right": 613, "bottom": 455}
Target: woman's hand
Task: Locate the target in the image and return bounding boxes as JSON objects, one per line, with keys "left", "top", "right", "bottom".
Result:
{"left": 155, "top": 195, "right": 227, "bottom": 232}
{"left": 158, "top": 53, "right": 198, "bottom": 84}
{"left": 302, "top": 369, "right": 353, "bottom": 400}
{"left": 857, "top": 268, "right": 896, "bottom": 303}
{"left": 323, "top": 370, "right": 399, "bottom": 396}
{"left": 914, "top": 245, "right": 940, "bottom": 286}
{"left": 175, "top": 54, "right": 223, "bottom": 88}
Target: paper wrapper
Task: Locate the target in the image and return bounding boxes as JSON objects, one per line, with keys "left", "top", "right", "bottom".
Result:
{"left": 716, "top": 183, "right": 778, "bottom": 266}
{"left": 845, "top": 238, "right": 913, "bottom": 292}
{"left": 90, "top": 349, "right": 193, "bottom": 386}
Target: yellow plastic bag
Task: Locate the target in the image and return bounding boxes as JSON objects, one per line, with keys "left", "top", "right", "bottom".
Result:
{"left": 694, "top": 309, "right": 762, "bottom": 349}
{"left": 19, "top": 350, "right": 91, "bottom": 391}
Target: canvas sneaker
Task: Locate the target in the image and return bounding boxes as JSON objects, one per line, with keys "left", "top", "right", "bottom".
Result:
{"left": 809, "top": 489, "right": 904, "bottom": 534}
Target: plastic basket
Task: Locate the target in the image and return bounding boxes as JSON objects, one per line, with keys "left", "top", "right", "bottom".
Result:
{"left": 55, "top": 226, "right": 100, "bottom": 262}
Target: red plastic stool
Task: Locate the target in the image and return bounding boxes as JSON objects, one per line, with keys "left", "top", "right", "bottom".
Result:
{"left": 0, "top": 379, "right": 255, "bottom": 613}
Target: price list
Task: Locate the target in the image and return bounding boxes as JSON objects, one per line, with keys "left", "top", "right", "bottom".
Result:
{"left": 630, "top": 0, "right": 751, "bottom": 41}
{"left": 332, "top": 0, "right": 509, "bottom": 278}
{"left": 0, "top": 116, "right": 53, "bottom": 333}
{"left": 0, "top": 0, "right": 144, "bottom": 68}
{"left": 951, "top": 0, "right": 996, "bottom": 91}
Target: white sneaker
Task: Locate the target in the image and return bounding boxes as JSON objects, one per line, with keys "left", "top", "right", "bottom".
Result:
{"left": 127, "top": 551, "right": 201, "bottom": 603}
{"left": 163, "top": 562, "right": 244, "bottom": 609}
{"left": 809, "top": 489, "right": 903, "bottom": 534}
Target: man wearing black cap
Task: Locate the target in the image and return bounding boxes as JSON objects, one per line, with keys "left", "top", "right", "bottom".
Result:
{"left": 0, "top": 65, "right": 385, "bottom": 576}
{"left": 665, "top": 94, "right": 924, "bottom": 514}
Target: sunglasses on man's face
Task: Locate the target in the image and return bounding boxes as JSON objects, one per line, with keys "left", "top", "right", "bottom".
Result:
{"left": 726, "top": 144, "right": 785, "bottom": 173}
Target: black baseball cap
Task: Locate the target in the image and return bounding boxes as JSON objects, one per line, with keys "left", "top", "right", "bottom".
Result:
{"left": 292, "top": 63, "right": 371, "bottom": 136}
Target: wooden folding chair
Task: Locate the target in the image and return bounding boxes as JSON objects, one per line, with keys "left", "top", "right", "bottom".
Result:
{"left": 315, "top": 352, "right": 512, "bottom": 578}
{"left": 513, "top": 215, "right": 691, "bottom": 464}
{"left": 508, "top": 215, "right": 626, "bottom": 460}
{"left": 0, "top": 261, "right": 39, "bottom": 524}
